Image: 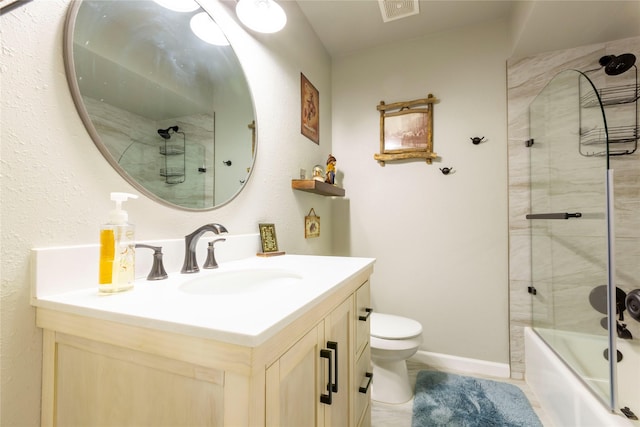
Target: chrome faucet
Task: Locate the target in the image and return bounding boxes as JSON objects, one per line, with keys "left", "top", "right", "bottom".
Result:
{"left": 181, "top": 223, "right": 228, "bottom": 273}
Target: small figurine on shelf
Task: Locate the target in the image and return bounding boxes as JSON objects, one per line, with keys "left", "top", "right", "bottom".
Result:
{"left": 325, "top": 154, "right": 336, "bottom": 185}
{"left": 312, "top": 165, "right": 325, "bottom": 182}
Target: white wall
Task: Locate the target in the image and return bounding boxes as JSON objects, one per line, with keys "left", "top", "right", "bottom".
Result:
{"left": 0, "top": 1, "right": 333, "bottom": 424}
{"left": 332, "top": 20, "right": 511, "bottom": 363}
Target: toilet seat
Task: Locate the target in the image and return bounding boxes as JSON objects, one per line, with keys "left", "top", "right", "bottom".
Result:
{"left": 370, "top": 335, "right": 422, "bottom": 351}
{"left": 370, "top": 312, "right": 422, "bottom": 340}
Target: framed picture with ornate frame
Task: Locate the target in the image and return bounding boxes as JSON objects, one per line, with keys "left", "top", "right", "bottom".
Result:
{"left": 374, "top": 94, "right": 438, "bottom": 166}
{"left": 257, "top": 223, "right": 285, "bottom": 257}
{"left": 301, "top": 73, "right": 319, "bottom": 144}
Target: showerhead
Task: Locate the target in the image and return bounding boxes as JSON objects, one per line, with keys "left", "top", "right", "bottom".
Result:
{"left": 599, "top": 53, "right": 636, "bottom": 76}
{"left": 157, "top": 125, "right": 179, "bottom": 139}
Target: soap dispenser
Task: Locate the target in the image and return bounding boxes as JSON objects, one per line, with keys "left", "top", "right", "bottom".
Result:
{"left": 99, "top": 192, "right": 138, "bottom": 294}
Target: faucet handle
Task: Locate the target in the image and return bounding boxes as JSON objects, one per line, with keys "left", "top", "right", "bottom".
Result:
{"left": 135, "top": 244, "right": 168, "bottom": 280}
{"left": 203, "top": 238, "right": 226, "bottom": 269}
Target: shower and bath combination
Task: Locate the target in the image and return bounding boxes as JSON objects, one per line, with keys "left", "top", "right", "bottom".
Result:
{"left": 527, "top": 51, "right": 640, "bottom": 420}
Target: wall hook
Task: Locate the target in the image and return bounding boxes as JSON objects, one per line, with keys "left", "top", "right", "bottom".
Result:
{"left": 439, "top": 167, "right": 454, "bottom": 175}
{"left": 470, "top": 136, "right": 485, "bottom": 145}
{"left": 222, "top": 160, "right": 232, "bottom": 166}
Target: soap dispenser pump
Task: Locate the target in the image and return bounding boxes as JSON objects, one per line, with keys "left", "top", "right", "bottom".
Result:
{"left": 99, "top": 192, "right": 138, "bottom": 294}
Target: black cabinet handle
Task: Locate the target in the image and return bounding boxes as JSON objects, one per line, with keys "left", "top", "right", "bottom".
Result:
{"left": 320, "top": 349, "right": 332, "bottom": 405}
{"left": 359, "top": 307, "right": 373, "bottom": 321}
{"left": 359, "top": 372, "right": 373, "bottom": 393}
{"left": 327, "top": 341, "right": 338, "bottom": 393}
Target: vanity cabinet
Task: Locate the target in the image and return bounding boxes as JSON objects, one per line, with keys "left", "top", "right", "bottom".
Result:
{"left": 265, "top": 284, "right": 372, "bottom": 427}
{"left": 266, "top": 297, "right": 352, "bottom": 426}
{"left": 37, "top": 274, "right": 372, "bottom": 427}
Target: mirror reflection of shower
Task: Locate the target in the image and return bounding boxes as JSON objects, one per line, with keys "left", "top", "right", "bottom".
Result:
{"left": 157, "top": 125, "right": 179, "bottom": 139}
{"left": 158, "top": 125, "right": 186, "bottom": 184}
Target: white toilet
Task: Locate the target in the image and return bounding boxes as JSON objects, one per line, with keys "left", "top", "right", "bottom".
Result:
{"left": 370, "top": 312, "right": 423, "bottom": 404}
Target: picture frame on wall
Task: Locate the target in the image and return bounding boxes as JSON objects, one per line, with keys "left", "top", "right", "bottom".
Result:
{"left": 301, "top": 73, "right": 319, "bottom": 144}
{"left": 257, "top": 223, "right": 285, "bottom": 257}
{"left": 304, "top": 208, "right": 320, "bottom": 238}
{"left": 374, "top": 94, "right": 438, "bottom": 166}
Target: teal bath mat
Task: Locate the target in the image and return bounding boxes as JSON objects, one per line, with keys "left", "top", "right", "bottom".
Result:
{"left": 412, "top": 370, "right": 542, "bottom": 427}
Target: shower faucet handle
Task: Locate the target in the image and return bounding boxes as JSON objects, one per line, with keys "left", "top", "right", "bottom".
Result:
{"left": 135, "top": 244, "right": 168, "bottom": 280}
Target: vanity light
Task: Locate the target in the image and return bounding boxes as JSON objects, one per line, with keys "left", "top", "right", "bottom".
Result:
{"left": 235, "top": 0, "right": 287, "bottom": 34}
{"left": 190, "top": 12, "right": 230, "bottom": 46}
{"left": 153, "top": 0, "right": 200, "bottom": 13}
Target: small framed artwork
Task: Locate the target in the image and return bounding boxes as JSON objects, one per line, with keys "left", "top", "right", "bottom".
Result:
{"left": 258, "top": 223, "right": 285, "bottom": 257}
{"left": 301, "top": 73, "right": 319, "bottom": 144}
{"left": 305, "top": 208, "right": 320, "bottom": 238}
{"left": 374, "top": 94, "right": 438, "bottom": 166}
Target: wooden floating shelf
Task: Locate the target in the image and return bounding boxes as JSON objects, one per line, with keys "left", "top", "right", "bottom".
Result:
{"left": 291, "top": 179, "right": 345, "bottom": 197}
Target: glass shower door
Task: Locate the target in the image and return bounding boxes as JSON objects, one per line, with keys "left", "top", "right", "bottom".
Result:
{"left": 529, "top": 70, "right": 616, "bottom": 408}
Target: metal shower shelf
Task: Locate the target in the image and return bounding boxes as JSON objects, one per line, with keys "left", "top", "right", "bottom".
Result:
{"left": 580, "top": 125, "right": 639, "bottom": 156}
{"left": 159, "top": 145, "right": 184, "bottom": 155}
{"left": 158, "top": 126, "right": 186, "bottom": 184}
{"left": 579, "top": 63, "right": 638, "bottom": 157}
{"left": 581, "top": 125, "right": 639, "bottom": 145}
{"left": 581, "top": 83, "right": 640, "bottom": 107}
{"left": 160, "top": 167, "right": 185, "bottom": 177}
{"left": 160, "top": 167, "right": 185, "bottom": 184}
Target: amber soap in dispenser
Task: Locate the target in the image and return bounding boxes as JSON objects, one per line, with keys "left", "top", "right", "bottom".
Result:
{"left": 99, "top": 192, "right": 138, "bottom": 294}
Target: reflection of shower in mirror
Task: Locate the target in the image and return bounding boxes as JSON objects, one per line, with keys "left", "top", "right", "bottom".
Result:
{"left": 64, "top": 0, "right": 257, "bottom": 210}
{"left": 157, "top": 126, "right": 180, "bottom": 139}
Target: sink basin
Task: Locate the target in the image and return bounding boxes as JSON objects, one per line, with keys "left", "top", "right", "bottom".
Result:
{"left": 179, "top": 268, "right": 304, "bottom": 296}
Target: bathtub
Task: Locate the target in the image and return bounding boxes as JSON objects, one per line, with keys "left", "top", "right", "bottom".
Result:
{"left": 525, "top": 327, "right": 639, "bottom": 426}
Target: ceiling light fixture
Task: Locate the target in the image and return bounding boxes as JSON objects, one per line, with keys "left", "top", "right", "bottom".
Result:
{"left": 153, "top": 0, "right": 200, "bottom": 13}
{"left": 190, "top": 12, "right": 230, "bottom": 46}
{"left": 235, "top": 0, "right": 287, "bottom": 34}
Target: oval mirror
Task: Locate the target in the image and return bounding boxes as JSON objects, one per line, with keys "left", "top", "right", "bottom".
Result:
{"left": 64, "top": 0, "right": 256, "bottom": 210}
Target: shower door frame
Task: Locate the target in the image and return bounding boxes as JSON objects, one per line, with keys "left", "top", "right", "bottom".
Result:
{"left": 528, "top": 69, "right": 618, "bottom": 412}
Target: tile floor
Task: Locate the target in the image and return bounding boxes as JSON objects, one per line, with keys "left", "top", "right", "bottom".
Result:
{"left": 371, "top": 360, "right": 552, "bottom": 427}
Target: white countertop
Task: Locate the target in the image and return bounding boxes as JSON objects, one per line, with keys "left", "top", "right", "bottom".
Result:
{"left": 33, "top": 254, "right": 375, "bottom": 347}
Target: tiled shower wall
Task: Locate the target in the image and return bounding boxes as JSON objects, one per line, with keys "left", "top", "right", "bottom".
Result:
{"left": 507, "top": 36, "right": 640, "bottom": 377}
{"left": 84, "top": 96, "right": 216, "bottom": 208}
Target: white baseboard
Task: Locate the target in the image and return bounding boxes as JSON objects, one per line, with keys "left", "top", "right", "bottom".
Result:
{"left": 410, "top": 350, "right": 510, "bottom": 379}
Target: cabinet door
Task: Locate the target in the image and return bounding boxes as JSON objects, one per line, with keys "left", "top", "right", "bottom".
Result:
{"left": 324, "top": 296, "right": 354, "bottom": 426}
{"left": 266, "top": 324, "right": 325, "bottom": 427}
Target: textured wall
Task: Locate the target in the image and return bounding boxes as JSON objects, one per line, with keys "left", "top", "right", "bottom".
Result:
{"left": 0, "top": 1, "right": 332, "bottom": 425}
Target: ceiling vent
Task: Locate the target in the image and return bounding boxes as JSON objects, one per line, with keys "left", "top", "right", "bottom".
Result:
{"left": 378, "top": 0, "right": 419, "bottom": 23}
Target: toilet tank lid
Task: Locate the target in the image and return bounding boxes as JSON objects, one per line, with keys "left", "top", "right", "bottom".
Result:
{"left": 370, "top": 312, "right": 422, "bottom": 339}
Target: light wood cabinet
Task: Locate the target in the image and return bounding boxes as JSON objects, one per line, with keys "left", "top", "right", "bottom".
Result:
{"left": 266, "top": 297, "right": 352, "bottom": 427}
{"left": 38, "top": 275, "right": 371, "bottom": 427}
{"left": 266, "top": 323, "right": 325, "bottom": 426}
